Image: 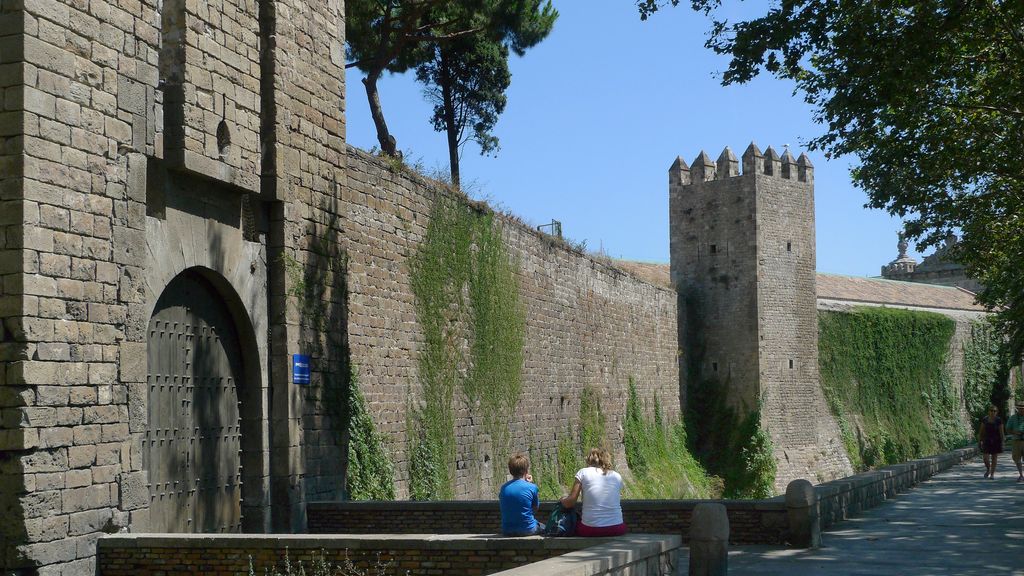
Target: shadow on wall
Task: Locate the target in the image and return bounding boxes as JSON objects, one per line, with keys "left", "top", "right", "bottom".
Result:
{"left": 287, "top": 195, "right": 352, "bottom": 502}
{"left": 0, "top": 438, "right": 28, "bottom": 571}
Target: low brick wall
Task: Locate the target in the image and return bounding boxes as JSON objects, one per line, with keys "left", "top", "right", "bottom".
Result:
{"left": 96, "top": 533, "right": 680, "bottom": 576}
{"left": 307, "top": 500, "right": 789, "bottom": 545}
{"left": 815, "top": 446, "right": 977, "bottom": 529}
{"left": 308, "top": 446, "right": 979, "bottom": 547}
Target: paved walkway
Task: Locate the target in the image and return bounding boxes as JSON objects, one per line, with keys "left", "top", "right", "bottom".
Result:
{"left": 730, "top": 457, "right": 1024, "bottom": 575}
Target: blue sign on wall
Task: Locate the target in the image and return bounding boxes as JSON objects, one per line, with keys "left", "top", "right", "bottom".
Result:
{"left": 292, "top": 354, "right": 311, "bottom": 385}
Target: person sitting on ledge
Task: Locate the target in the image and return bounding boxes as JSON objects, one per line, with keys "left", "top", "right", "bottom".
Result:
{"left": 499, "top": 452, "right": 544, "bottom": 536}
{"left": 560, "top": 448, "right": 627, "bottom": 537}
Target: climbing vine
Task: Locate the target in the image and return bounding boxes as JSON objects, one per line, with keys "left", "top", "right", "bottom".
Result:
{"left": 684, "top": 377, "right": 775, "bottom": 498}
{"left": 578, "top": 386, "right": 607, "bottom": 455}
{"left": 344, "top": 368, "right": 396, "bottom": 500}
{"left": 624, "top": 379, "right": 717, "bottom": 499}
{"left": 818, "top": 307, "right": 963, "bottom": 471}
{"left": 963, "top": 318, "right": 1012, "bottom": 421}
{"left": 408, "top": 194, "right": 525, "bottom": 499}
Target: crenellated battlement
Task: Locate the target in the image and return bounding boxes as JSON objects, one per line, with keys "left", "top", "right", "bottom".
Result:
{"left": 669, "top": 143, "right": 814, "bottom": 185}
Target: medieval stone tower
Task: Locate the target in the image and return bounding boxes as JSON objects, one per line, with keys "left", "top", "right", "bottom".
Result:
{"left": 669, "top": 144, "right": 850, "bottom": 489}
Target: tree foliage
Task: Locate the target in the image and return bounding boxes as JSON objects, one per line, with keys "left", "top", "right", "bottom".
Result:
{"left": 415, "top": 36, "right": 511, "bottom": 189}
{"left": 639, "top": 0, "right": 1024, "bottom": 359}
{"left": 346, "top": 0, "right": 557, "bottom": 157}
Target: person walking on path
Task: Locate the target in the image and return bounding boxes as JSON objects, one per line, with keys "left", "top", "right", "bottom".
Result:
{"left": 1005, "top": 402, "right": 1024, "bottom": 482}
{"left": 978, "top": 404, "right": 1005, "bottom": 479}
{"left": 499, "top": 452, "right": 543, "bottom": 536}
{"left": 560, "top": 448, "right": 627, "bottom": 537}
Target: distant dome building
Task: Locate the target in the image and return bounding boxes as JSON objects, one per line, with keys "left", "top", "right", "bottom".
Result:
{"left": 881, "top": 233, "right": 983, "bottom": 293}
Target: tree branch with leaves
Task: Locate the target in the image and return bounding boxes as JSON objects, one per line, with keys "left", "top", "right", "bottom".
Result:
{"left": 639, "top": 0, "right": 1024, "bottom": 359}
{"left": 346, "top": 0, "right": 557, "bottom": 157}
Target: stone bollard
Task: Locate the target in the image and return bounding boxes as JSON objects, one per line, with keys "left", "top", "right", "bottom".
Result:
{"left": 785, "top": 479, "right": 821, "bottom": 548}
{"left": 689, "top": 502, "right": 729, "bottom": 576}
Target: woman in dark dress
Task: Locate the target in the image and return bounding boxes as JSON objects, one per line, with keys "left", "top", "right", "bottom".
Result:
{"left": 978, "top": 405, "right": 1005, "bottom": 478}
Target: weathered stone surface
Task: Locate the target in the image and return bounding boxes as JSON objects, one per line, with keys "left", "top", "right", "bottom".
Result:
{"left": 118, "top": 471, "right": 147, "bottom": 511}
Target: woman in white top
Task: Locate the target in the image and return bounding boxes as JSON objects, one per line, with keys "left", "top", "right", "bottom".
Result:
{"left": 560, "top": 448, "right": 627, "bottom": 536}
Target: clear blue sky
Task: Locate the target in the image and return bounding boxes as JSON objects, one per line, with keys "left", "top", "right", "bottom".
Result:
{"left": 344, "top": 1, "right": 922, "bottom": 277}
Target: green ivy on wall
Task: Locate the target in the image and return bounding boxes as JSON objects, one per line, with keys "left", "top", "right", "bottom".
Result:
{"left": 963, "top": 318, "right": 1012, "bottom": 421}
{"left": 684, "top": 377, "right": 775, "bottom": 498}
{"left": 624, "top": 379, "right": 717, "bottom": 499}
{"left": 578, "top": 386, "right": 607, "bottom": 454}
{"left": 818, "top": 307, "right": 964, "bottom": 471}
{"left": 344, "top": 368, "right": 396, "bottom": 500}
{"left": 529, "top": 386, "right": 610, "bottom": 500}
{"left": 408, "top": 194, "right": 525, "bottom": 499}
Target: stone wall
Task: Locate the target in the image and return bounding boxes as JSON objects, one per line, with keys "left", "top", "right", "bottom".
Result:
{"left": 0, "top": 0, "right": 348, "bottom": 569}
{"left": 815, "top": 446, "right": 977, "bottom": 530}
{"left": 0, "top": 0, "right": 24, "bottom": 569}
{"left": 261, "top": 0, "right": 348, "bottom": 531}
{"left": 342, "top": 147, "right": 680, "bottom": 499}
{"left": 0, "top": 0, "right": 161, "bottom": 570}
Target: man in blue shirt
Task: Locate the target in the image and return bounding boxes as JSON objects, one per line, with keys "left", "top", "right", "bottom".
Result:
{"left": 499, "top": 452, "right": 544, "bottom": 536}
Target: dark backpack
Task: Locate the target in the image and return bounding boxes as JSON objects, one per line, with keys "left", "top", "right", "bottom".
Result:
{"left": 544, "top": 505, "right": 578, "bottom": 536}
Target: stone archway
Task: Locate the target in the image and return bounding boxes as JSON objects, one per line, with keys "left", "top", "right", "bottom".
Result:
{"left": 144, "top": 268, "right": 249, "bottom": 533}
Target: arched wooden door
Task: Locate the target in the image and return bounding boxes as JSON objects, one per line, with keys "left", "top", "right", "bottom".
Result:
{"left": 144, "top": 269, "right": 243, "bottom": 532}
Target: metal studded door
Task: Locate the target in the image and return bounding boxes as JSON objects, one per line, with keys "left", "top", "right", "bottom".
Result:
{"left": 145, "top": 270, "right": 243, "bottom": 533}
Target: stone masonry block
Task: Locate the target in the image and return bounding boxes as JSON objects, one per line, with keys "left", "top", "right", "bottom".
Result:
{"left": 65, "top": 468, "right": 91, "bottom": 488}
{"left": 118, "top": 342, "right": 145, "bottom": 382}
{"left": 68, "top": 508, "right": 112, "bottom": 536}
{"left": 111, "top": 226, "right": 145, "bottom": 265}
{"left": 68, "top": 445, "right": 96, "bottom": 468}
{"left": 0, "top": 427, "right": 39, "bottom": 450}
{"left": 118, "top": 471, "right": 147, "bottom": 510}
{"left": 34, "top": 385, "right": 70, "bottom": 406}
{"left": 19, "top": 489, "right": 62, "bottom": 519}
{"left": 24, "top": 515, "right": 70, "bottom": 543}
{"left": 38, "top": 426, "right": 72, "bottom": 448}
{"left": 16, "top": 537, "right": 77, "bottom": 565}
{"left": 62, "top": 484, "right": 111, "bottom": 513}
{"left": 34, "top": 342, "right": 70, "bottom": 361}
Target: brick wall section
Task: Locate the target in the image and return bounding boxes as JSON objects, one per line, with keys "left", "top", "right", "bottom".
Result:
{"left": 307, "top": 500, "right": 789, "bottom": 545}
{"left": 95, "top": 534, "right": 614, "bottom": 576}
{"left": 262, "top": 0, "right": 348, "bottom": 531}
{"left": 342, "top": 147, "right": 680, "bottom": 499}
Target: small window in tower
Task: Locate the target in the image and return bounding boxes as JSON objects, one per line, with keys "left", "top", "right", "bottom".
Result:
{"left": 712, "top": 362, "right": 719, "bottom": 372}
{"left": 787, "top": 241, "right": 792, "bottom": 252}
{"left": 217, "top": 119, "right": 231, "bottom": 158}
{"left": 789, "top": 359, "right": 794, "bottom": 369}
{"left": 710, "top": 244, "right": 718, "bottom": 254}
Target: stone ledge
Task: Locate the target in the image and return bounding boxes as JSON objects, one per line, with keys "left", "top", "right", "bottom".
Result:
{"left": 815, "top": 445, "right": 977, "bottom": 529}
{"left": 491, "top": 534, "right": 682, "bottom": 576}
{"left": 98, "top": 533, "right": 611, "bottom": 551}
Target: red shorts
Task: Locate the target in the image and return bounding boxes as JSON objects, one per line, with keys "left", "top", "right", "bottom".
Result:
{"left": 575, "top": 522, "right": 628, "bottom": 537}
